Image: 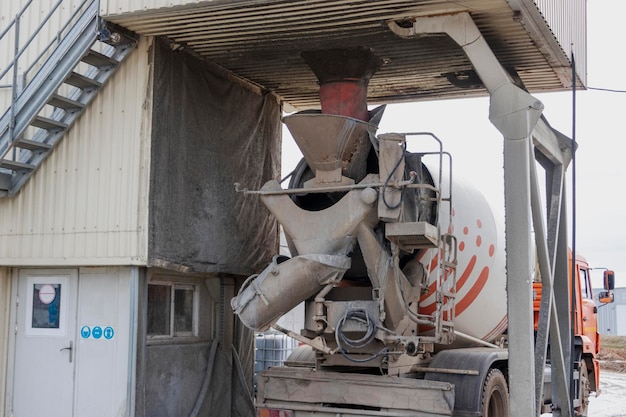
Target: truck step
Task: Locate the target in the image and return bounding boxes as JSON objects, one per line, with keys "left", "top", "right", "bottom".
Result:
{"left": 385, "top": 221, "right": 439, "bottom": 250}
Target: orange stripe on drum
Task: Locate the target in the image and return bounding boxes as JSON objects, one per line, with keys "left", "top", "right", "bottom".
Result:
{"left": 428, "top": 251, "right": 440, "bottom": 272}
{"left": 420, "top": 254, "right": 477, "bottom": 306}
{"left": 455, "top": 255, "right": 477, "bottom": 292}
{"left": 455, "top": 266, "right": 490, "bottom": 316}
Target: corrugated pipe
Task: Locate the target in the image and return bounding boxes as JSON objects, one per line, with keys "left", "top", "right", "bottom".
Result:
{"left": 188, "top": 338, "right": 220, "bottom": 417}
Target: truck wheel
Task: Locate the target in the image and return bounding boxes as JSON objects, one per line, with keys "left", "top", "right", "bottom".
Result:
{"left": 481, "top": 368, "right": 509, "bottom": 417}
{"left": 576, "top": 360, "right": 590, "bottom": 416}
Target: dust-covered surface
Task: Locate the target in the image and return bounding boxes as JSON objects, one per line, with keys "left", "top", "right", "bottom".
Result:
{"left": 148, "top": 38, "right": 281, "bottom": 275}
{"left": 588, "top": 371, "right": 626, "bottom": 417}
{"left": 588, "top": 336, "right": 626, "bottom": 417}
{"left": 598, "top": 336, "right": 626, "bottom": 373}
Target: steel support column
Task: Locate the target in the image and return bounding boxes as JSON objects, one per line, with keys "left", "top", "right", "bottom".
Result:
{"left": 493, "top": 86, "right": 542, "bottom": 417}
{"left": 389, "top": 12, "right": 575, "bottom": 416}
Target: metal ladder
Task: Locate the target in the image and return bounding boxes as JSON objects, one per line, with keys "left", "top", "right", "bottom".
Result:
{"left": 0, "top": 0, "right": 137, "bottom": 197}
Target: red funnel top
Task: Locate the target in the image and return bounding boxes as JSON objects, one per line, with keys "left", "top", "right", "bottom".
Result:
{"left": 302, "top": 48, "right": 383, "bottom": 121}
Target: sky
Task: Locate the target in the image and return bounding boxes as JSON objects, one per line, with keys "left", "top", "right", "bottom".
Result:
{"left": 281, "top": 0, "right": 626, "bottom": 290}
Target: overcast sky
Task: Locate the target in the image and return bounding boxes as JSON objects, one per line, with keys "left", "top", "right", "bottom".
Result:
{"left": 281, "top": 0, "right": 626, "bottom": 290}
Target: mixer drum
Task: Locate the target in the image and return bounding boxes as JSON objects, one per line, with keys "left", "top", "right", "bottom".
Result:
{"left": 418, "top": 173, "right": 508, "bottom": 344}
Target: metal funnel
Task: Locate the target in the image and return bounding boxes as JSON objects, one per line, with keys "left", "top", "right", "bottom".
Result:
{"left": 302, "top": 47, "right": 383, "bottom": 122}
{"left": 286, "top": 47, "right": 384, "bottom": 185}
{"left": 283, "top": 111, "right": 380, "bottom": 183}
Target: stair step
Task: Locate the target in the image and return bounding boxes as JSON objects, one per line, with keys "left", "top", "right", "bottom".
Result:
{"left": 48, "top": 94, "right": 85, "bottom": 111}
{"left": 65, "top": 71, "right": 102, "bottom": 90}
{"left": 81, "top": 49, "right": 119, "bottom": 69}
{"left": 1, "top": 159, "right": 36, "bottom": 172}
{"left": 31, "top": 116, "right": 68, "bottom": 131}
{"left": 15, "top": 138, "right": 53, "bottom": 152}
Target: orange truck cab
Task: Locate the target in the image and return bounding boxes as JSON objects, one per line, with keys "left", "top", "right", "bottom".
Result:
{"left": 532, "top": 250, "right": 615, "bottom": 402}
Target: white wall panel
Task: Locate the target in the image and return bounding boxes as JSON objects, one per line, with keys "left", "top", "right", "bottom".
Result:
{"left": 0, "top": 37, "right": 152, "bottom": 266}
{"left": 101, "top": 0, "right": 214, "bottom": 16}
{"left": 534, "top": 0, "right": 587, "bottom": 85}
{"left": 617, "top": 305, "right": 626, "bottom": 336}
{"left": 0, "top": 267, "right": 10, "bottom": 417}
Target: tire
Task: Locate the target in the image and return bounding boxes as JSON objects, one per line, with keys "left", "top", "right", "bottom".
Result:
{"left": 576, "top": 359, "right": 590, "bottom": 417}
{"left": 481, "top": 368, "right": 510, "bottom": 417}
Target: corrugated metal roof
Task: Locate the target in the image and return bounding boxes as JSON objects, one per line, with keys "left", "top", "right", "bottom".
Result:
{"left": 104, "top": 0, "right": 584, "bottom": 109}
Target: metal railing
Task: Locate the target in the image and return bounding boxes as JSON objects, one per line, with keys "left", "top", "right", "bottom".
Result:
{"left": 0, "top": 0, "right": 97, "bottom": 158}
{"left": 0, "top": 0, "right": 96, "bottom": 91}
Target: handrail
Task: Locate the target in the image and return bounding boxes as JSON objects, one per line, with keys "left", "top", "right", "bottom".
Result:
{"left": 0, "top": 0, "right": 99, "bottom": 165}
{"left": 0, "top": 0, "right": 35, "bottom": 40}
{"left": 0, "top": 0, "right": 95, "bottom": 88}
{"left": 10, "top": 0, "right": 65, "bottom": 78}
{"left": 0, "top": 0, "right": 64, "bottom": 82}
{"left": 23, "top": 0, "right": 96, "bottom": 82}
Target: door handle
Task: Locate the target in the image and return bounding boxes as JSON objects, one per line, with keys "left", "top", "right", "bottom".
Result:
{"left": 60, "top": 340, "right": 73, "bottom": 363}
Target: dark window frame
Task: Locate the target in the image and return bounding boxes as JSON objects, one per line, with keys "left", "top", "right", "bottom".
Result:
{"left": 147, "top": 281, "right": 199, "bottom": 340}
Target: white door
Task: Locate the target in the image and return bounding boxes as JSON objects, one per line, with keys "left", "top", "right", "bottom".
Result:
{"left": 12, "top": 269, "right": 78, "bottom": 417}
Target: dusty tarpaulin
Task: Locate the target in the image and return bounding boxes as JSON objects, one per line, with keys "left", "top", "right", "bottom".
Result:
{"left": 149, "top": 38, "right": 281, "bottom": 275}
{"left": 195, "top": 323, "right": 256, "bottom": 417}
{"left": 141, "top": 333, "right": 255, "bottom": 417}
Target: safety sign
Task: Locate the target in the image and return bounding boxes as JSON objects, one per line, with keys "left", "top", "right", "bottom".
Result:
{"left": 93, "top": 326, "right": 103, "bottom": 339}
{"left": 80, "top": 325, "right": 91, "bottom": 338}
{"left": 104, "top": 326, "right": 114, "bottom": 340}
{"left": 80, "top": 325, "right": 115, "bottom": 340}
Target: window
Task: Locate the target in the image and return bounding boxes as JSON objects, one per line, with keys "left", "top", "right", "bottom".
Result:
{"left": 32, "top": 283, "right": 62, "bottom": 329}
{"left": 579, "top": 268, "right": 592, "bottom": 300}
{"left": 25, "top": 275, "right": 69, "bottom": 336}
{"left": 147, "top": 282, "right": 198, "bottom": 338}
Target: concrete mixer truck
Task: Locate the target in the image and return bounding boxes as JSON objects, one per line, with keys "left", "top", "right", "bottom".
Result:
{"left": 231, "top": 47, "right": 614, "bottom": 417}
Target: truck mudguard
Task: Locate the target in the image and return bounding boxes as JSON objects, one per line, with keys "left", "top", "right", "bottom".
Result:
{"left": 424, "top": 348, "right": 508, "bottom": 417}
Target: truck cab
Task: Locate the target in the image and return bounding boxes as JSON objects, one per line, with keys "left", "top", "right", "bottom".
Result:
{"left": 532, "top": 251, "right": 615, "bottom": 414}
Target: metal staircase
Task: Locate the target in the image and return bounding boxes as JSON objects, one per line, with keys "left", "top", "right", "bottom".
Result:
{"left": 0, "top": 0, "right": 137, "bottom": 197}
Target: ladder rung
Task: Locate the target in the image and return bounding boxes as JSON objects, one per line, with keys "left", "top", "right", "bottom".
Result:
{"left": 81, "top": 49, "right": 119, "bottom": 68}
{"left": 0, "top": 159, "right": 35, "bottom": 172}
{"left": 65, "top": 72, "right": 102, "bottom": 89}
{"left": 48, "top": 94, "right": 85, "bottom": 111}
{"left": 31, "top": 116, "right": 68, "bottom": 131}
{"left": 15, "top": 138, "right": 53, "bottom": 152}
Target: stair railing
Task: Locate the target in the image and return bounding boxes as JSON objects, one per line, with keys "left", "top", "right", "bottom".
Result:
{"left": 0, "top": 0, "right": 97, "bottom": 157}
